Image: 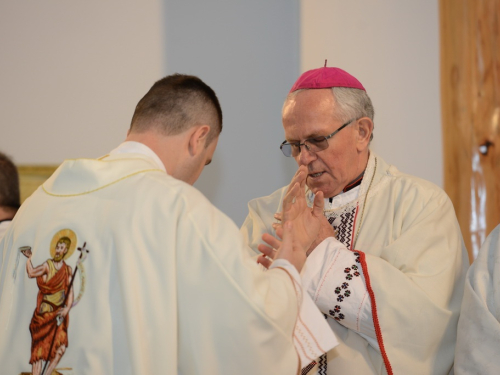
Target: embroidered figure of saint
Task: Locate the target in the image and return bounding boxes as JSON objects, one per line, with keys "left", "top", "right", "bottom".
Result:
{"left": 21, "top": 229, "right": 77, "bottom": 375}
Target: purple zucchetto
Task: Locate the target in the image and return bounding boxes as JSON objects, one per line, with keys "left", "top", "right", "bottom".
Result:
{"left": 289, "top": 66, "right": 365, "bottom": 93}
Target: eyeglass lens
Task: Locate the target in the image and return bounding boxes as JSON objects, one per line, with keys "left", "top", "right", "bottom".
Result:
{"left": 280, "top": 138, "right": 328, "bottom": 157}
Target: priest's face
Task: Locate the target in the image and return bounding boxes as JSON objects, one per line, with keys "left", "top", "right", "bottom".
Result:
{"left": 185, "top": 136, "right": 219, "bottom": 185}
{"left": 282, "top": 89, "right": 362, "bottom": 198}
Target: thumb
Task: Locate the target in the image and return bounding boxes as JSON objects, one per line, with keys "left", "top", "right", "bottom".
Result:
{"left": 275, "top": 225, "right": 284, "bottom": 240}
{"left": 282, "top": 220, "right": 293, "bottom": 244}
{"left": 278, "top": 220, "right": 294, "bottom": 259}
{"left": 282, "top": 182, "right": 299, "bottom": 222}
{"left": 312, "top": 190, "right": 324, "bottom": 218}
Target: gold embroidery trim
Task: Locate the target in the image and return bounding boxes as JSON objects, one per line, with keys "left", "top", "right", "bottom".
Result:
{"left": 42, "top": 169, "right": 164, "bottom": 197}
{"left": 65, "top": 156, "right": 155, "bottom": 163}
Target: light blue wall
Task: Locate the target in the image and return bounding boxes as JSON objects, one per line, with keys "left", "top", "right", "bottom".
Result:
{"left": 163, "top": 0, "right": 301, "bottom": 225}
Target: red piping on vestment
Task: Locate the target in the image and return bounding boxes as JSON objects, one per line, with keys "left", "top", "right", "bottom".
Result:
{"left": 349, "top": 204, "right": 360, "bottom": 249}
{"left": 343, "top": 174, "right": 364, "bottom": 193}
{"left": 355, "top": 252, "right": 393, "bottom": 375}
{"left": 350, "top": 204, "right": 393, "bottom": 375}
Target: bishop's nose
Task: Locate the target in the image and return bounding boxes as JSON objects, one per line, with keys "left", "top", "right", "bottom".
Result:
{"left": 297, "top": 145, "right": 317, "bottom": 166}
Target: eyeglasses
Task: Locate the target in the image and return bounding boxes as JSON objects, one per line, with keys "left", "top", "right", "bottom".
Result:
{"left": 280, "top": 119, "right": 356, "bottom": 157}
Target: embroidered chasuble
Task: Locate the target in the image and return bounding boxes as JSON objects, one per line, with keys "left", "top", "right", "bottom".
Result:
{"left": 29, "top": 259, "right": 71, "bottom": 364}
{"left": 241, "top": 152, "right": 469, "bottom": 375}
{"left": 0, "top": 144, "right": 336, "bottom": 374}
{"left": 455, "top": 224, "right": 500, "bottom": 374}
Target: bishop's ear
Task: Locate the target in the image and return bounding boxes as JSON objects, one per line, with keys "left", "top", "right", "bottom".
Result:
{"left": 356, "top": 118, "right": 374, "bottom": 151}
{"left": 188, "top": 125, "right": 211, "bottom": 156}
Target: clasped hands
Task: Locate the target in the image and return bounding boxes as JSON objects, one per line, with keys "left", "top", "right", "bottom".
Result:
{"left": 257, "top": 165, "right": 334, "bottom": 272}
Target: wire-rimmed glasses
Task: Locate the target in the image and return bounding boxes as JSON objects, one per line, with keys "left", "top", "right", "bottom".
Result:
{"left": 280, "top": 118, "right": 356, "bottom": 157}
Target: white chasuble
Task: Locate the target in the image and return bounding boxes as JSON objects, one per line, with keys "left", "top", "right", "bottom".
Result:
{"left": 0, "top": 149, "right": 336, "bottom": 375}
{"left": 241, "top": 152, "right": 469, "bottom": 375}
{"left": 455, "top": 224, "right": 500, "bottom": 375}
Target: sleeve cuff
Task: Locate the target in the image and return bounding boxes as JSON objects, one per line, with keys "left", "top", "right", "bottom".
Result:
{"left": 299, "top": 239, "right": 378, "bottom": 350}
{"left": 271, "top": 259, "right": 339, "bottom": 368}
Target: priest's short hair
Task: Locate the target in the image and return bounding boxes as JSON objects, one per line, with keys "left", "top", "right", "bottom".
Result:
{"left": 130, "top": 74, "right": 222, "bottom": 145}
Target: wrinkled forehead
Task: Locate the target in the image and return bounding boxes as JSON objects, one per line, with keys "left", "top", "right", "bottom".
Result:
{"left": 282, "top": 92, "right": 341, "bottom": 140}
{"left": 283, "top": 89, "right": 337, "bottom": 123}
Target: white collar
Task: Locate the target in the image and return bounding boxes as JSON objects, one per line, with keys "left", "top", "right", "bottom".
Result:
{"left": 109, "top": 141, "right": 166, "bottom": 172}
{"left": 326, "top": 186, "right": 360, "bottom": 209}
{"left": 307, "top": 185, "right": 361, "bottom": 210}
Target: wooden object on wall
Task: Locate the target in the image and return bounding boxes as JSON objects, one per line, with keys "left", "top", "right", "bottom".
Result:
{"left": 440, "top": 0, "right": 500, "bottom": 262}
{"left": 17, "top": 165, "right": 58, "bottom": 203}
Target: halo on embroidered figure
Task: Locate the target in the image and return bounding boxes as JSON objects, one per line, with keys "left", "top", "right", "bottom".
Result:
{"left": 50, "top": 228, "right": 77, "bottom": 260}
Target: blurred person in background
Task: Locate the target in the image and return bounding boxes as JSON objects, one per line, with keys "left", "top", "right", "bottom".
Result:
{"left": 0, "top": 151, "right": 20, "bottom": 241}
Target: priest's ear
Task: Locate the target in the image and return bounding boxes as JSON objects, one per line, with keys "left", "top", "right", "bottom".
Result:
{"left": 187, "top": 124, "right": 211, "bottom": 156}
{"left": 356, "top": 117, "right": 374, "bottom": 151}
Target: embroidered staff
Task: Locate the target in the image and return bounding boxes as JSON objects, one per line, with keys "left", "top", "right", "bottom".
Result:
{"left": 41, "top": 242, "right": 90, "bottom": 375}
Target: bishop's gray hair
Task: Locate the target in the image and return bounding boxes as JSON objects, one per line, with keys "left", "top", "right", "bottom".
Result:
{"left": 331, "top": 87, "right": 374, "bottom": 123}
{"left": 285, "top": 87, "right": 375, "bottom": 141}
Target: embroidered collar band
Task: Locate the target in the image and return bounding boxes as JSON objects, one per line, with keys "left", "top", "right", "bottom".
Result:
{"left": 343, "top": 171, "right": 365, "bottom": 193}
{"left": 110, "top": 141, "right": 166, "bottom": 172}
{"left": 328, "top": 170, "right": 365, "bottom": 203}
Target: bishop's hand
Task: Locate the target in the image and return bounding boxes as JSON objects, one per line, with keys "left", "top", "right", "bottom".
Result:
{"left": 271, "top": 209, "right": 335, "bottom": 257}
{"left": 306, "top": 214, "right": 336, "bottom": 256}
{"left": 258, "top": 166, "right": 324, "bottom": 272}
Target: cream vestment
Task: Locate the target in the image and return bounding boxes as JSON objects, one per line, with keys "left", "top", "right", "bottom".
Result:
{"left": 0, "top": 142, "right": 336, "bottom": 374}
{"left": 0, "top": 219, "right": 12, "bottom": 242}
{"left": 455, "top": 224, "right": 500, "bottom": 374}
{"left": 241, "top": 153, "right": 469, "bottom": 375}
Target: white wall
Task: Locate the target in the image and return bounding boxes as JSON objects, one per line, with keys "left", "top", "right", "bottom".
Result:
{"left": 0, "top": 1, "right": 165, "bottom": 163}
{"left": 301, "top": 0, "right": 443, "bottom": 187}
{"left": 0, "top": 0, "right": 442, "bottom": 226}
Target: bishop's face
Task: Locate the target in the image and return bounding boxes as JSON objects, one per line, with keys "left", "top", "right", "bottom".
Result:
{"left": 282, "top": 89, "right": 361, "bottom": 198}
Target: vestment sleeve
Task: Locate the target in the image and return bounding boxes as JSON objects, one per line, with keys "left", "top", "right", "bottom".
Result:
{"left": 355, "top": 189, "right": 468, "bottom": 374}
{"left": 241, "top": 183, "right": 468, "bottom": 374}
{"left": 240, "top": 189, "right": 286, "bottom": 257}
{"left": 454, "top": 225, "right": 500, "bottom": 375}
{"left": 176, "top": 188, "right": 336, "bottom": 374}
{"left": 301, "top": 238, "right": 377, "bottom": 350}
{"left": 271, "top": 259, "right": 339, "bottom": 366}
